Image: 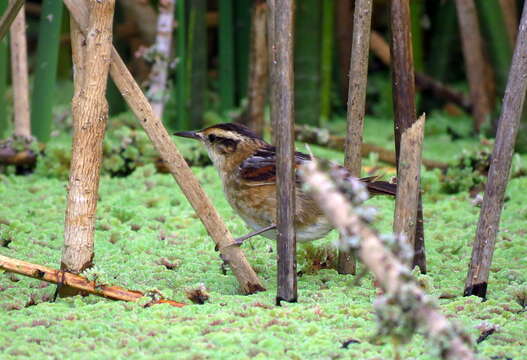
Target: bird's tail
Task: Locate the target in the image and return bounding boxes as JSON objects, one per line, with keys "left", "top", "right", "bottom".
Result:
{"left": 360, "top": 176, "right": 397, "bottom": 196}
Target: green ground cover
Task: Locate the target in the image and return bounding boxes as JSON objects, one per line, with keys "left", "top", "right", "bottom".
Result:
{"left": 1, "top": 113, "right": 526, "bottom": 359}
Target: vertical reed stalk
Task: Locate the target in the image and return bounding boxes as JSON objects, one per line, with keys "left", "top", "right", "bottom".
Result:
{"left": 31, "top": 0, "right": 64, "bottom": 142}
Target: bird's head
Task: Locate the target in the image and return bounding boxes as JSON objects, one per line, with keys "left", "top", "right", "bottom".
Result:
{"left": 175, "top": 123, "right": 263, "bottom": 170}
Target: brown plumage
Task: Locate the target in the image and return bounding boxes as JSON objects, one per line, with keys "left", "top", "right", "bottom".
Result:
{"left": 175, "top": 123, "right": 395, "bottom": 242}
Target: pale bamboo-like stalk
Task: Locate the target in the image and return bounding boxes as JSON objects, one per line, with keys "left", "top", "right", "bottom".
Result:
{"left": 301, "top": 162, "right": 475, "bottom": 360}
{"left": 9, "top": 2, "right": 30, "bottom": 138}
{"left": 63, "top": 0, "right": 265, "bottom": 294}
{"left": 61, "top": 0, "right": 115, "bottom": 286}
{"left": 147, "top": 0, "right": 175, "bottom": 120}
{"left": 340, "top": 0, "right": 373, "bottom": 275}
{"left": 0, "top": 254, "right": 185, "bottom": 307}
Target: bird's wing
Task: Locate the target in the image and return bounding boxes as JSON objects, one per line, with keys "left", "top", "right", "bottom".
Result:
{"left": 239, "top": 145, "right": 311, "bottom": 186}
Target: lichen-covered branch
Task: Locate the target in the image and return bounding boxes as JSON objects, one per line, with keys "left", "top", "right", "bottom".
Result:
{"left": 0, "top": 254, "right": 185, "bottom": 307}
{"left": 300, "top": 161, "right": 475, "bottom": 360}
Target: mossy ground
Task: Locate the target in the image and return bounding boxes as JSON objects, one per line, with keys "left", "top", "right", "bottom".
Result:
{"left": 1, "top": 114, "right": 526, "bottom": 359}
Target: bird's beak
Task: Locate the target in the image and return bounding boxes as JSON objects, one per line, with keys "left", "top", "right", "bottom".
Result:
{"left": 174, "top": 131, "right": 200, "bottom": 140}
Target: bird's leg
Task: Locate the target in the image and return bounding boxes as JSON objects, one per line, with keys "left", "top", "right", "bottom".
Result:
{"left": 233, "top": 224, "right": 276, "bottom": 246}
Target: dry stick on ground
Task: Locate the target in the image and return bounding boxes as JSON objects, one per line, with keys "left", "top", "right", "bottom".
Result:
{"left": 146, "top": 0, "right": 175, "bottom": 119}
{"left": 390, "top": 0, "right": 426, "bottom": 273}
{"left": 0, "top": 0, "right": 24, "bottom": 41}
{"left": 369, "top": 31, "right": 471, "bottom": 113}
{"left": 499, "top": 0, "right": 519, "bottom": 47}
{"left": 300, "top": 163, "right": 475, "bottom": 360}
{"left": 294, "top": 125, "right": 448, "bottom": 171}
{"left": 270, "top": 0, "right": 297, "bottom": 304}
{"left": 339, "top": 0, "right": 373, "bottom": 275}
{"left": 63, "top": 0, "right": 265, "bottom": 295}
{"left": 0, "top": 255, "right": 186, "bottom": 307}
{"left": 393, "top": 114, "right": 426, "bottom": 265}
{"left": 60, "top": 0, "right": 115, "bottom": 297}
{"left": 244, "top": 0, "right": 268, "bottom": 137}
{"left": 9, "top": 2, "right": 30, "bottom": 139}
{"left": 465, "top": 0, "right": 527, "bottom": 299}
{"left": 454, "top": 0, "right": 492, "bottom": 132}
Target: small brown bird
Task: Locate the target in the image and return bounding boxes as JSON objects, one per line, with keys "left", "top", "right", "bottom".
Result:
{"left": 175, "top": 123, "right": 396, "bottom": 244}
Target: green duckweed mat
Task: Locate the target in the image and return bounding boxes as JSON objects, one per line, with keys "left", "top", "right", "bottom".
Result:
{"left": 1, "top": 114, "right": 526, "bottom": 359}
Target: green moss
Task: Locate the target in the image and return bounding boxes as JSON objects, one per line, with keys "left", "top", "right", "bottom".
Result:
{"left": 1, "top": 115, "right": 526, "bottom": 359}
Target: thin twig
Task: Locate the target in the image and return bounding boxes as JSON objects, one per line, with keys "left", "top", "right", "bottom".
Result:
{"left": 0, "top": 0, "right": 24, "bottom": 41}
{"left": 0, "top": 254, "right": 185, "bottom": 307}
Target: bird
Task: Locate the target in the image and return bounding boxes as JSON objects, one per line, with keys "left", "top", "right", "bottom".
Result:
{"left": 175, "top": 122, "right": 396, "bottom": 244}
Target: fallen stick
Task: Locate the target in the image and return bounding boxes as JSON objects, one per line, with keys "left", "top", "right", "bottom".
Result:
{"left": 294, "top": 125, "right": 448, "bottom": 171}
{"left": 63, "top": 0, "right": 265, "bottom": 294}
{"left": 0, "top": 254, "right": 185, "bottom": 307}
{"left": 300, "top": 161, "right": 475, "bottom": 360}
{"left": 0, "top": 0, "right": 24, "bottom": 41}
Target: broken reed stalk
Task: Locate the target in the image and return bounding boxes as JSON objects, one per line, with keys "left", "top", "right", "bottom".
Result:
{"left": 60, "top": 0, "right": 115, "bottom": 296}
{"left": 499, "top": 0, "right": 518, "bottom": 47}
{"left": 340, "top": 0, "right": 373, "bottom": 275}
{"left": 393, "top": 114, "right": 426, "bottom": 263}
{"left": 270, "top": 0, "right": 297, "bottom": 304}
{"left": 390, "top": 0, "right": 426, "bottom": 272}
{"left": 454, "top": 0, "right": 492, "bottom": 132}
{"left": 147, "top": 0, "right": 175, "bottom": 120}
{"left": 369, "top": 31, "right": 471, "bottom": 112}
{"left": 245, "top": 0, "right": 268, "bottom": 137}
{"left": 294, "top": 124, "right": 448, "bottom": 171}
{"left": 0, "top": 255, "right": 185, "bottom": 307}
{"left": 300, "top": 162, "right": 475, "bottom": 360}
{"left": 64, "top": 0, "right": 265, "bottom": 295}
{"left": 9, "top": 1, "right": 30, "bottom": 139}
{"left": 30, "top": 0, "right": 64, "bottom": 143}
{"left": 0, "top": 0, "right": 23, "bottom": 41}
{"left": 465, "top": 0, "right": 527, "bottom": 299}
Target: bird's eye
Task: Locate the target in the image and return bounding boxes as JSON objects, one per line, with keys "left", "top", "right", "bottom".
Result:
{"left": 208, "top": 134, "right": 217, "bottom": 142}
